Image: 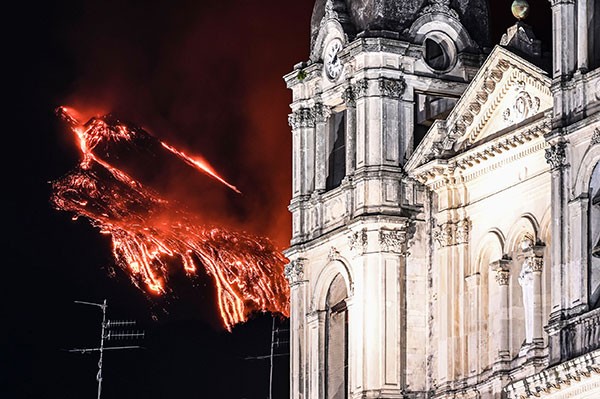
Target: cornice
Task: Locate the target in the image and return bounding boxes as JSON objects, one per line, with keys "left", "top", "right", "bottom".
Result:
{"left": 453, "top": 60, "right": 551, "bottom": 150}
{"left": 412, "top": 117, "right": 551, "bottom": 188}
{"left": 407, "top": 46, "right": 551, "bottom": 175}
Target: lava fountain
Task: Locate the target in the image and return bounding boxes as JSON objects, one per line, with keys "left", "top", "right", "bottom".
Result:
{"left": 51, "top": 106, "right": 289, "bottom": 330}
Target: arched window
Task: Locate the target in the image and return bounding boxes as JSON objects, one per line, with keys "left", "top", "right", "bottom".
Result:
{"left": 325, "top": 273, "right": 348, "bottom": 399}
{"left": 326, "top": 111, "right": 347, "bottom": 191}
{"left": 588, "top": 162, "right": 600, "bottom": 308}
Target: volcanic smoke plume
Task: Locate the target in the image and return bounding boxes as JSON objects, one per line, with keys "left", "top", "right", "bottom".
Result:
{"left": 51, "top": 106, "right": 289, "bottom": 330}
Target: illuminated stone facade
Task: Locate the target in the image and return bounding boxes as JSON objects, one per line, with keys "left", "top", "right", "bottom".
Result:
{"left": 284, "top": 1, "right": 600, "bottom": 398}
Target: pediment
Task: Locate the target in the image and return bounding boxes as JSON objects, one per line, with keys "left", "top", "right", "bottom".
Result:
{"left": 406, "top": 45, "right": 551, "bottom": 173}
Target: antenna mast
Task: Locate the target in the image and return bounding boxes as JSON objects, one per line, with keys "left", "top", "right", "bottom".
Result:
{"left": 69, "top": 299, "right": 144, "bottom": 399}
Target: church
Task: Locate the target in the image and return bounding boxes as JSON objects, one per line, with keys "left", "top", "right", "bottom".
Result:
{"left": 283, "top": 0, "right": 600, "bottom": 397}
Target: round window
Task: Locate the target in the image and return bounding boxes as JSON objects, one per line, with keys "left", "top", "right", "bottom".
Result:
{"left": 422, "top": 33, "right": 456, "bottom": 72}
{"left": 425, "top": 38, "right": 450, "bottom": 71}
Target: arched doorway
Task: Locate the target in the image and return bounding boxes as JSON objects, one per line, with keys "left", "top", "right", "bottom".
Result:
{"left": 325, "top": 273, "right": 348, "bottom": 399}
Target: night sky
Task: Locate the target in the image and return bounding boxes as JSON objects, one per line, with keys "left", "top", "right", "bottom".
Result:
{"left": 6, "top": 1, "right": 551, "bottom": 398}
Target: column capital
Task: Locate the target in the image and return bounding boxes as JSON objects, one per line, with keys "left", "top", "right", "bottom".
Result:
{"left": 285, "top": 258, "right": 307, "bottom": 286}
{"left": 351, "top": 78, "right": 369, "bottom": 99}
{"left": 312, "top": 102, "right": 331, "bottom": 123}
{"left": 379, "top": 227, "right": 408, "bottom": 255}
{"left": 495, "top": 269, "right": 510, "bottom": 286}
{"left": 490, "top": 258, "right": 511, "bottom": 286}
{"left": 548, "top": 0, "right": 575, "bottom": 6}
{"left": 342, "top": 86, "right": 356, "bottom": 107}
{"left": 545, "top": 142, "right": 568, "bottom": 170}
{"left": 288, "top": 108, "right": 315, "bottom": 130}
{"left": 378, "top": 77, "right": 406, "bottom": 98}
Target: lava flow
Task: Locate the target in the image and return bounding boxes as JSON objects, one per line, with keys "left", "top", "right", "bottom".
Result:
{"left": 51, "top": 106, "right": 289, "bottom": 329}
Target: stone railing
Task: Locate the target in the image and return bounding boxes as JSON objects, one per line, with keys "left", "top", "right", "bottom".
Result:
{"left": 504, "top": 349, "right": 600, "bottom": 399}
{"left": 561, "top": 307, "right": 600, "bottom": 361}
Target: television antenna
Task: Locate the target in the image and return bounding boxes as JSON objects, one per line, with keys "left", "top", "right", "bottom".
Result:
{"left": 244, "top": 316, "right": 289, "bottom": 399}
{"left": 68, "top": 299, "right": 144, "bottom": 399}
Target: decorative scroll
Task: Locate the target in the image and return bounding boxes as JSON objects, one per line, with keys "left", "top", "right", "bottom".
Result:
{"left": 420, "top": 0, "right": 459, "bottom": 19}
{"left": 591, "top": 128, "right": 600, "bottom": 146}
{"left": 502, "top": 83, "right": 541, "bottom": 125}
{"left": 328, "top": 247, "right": 341, "bottom": 262}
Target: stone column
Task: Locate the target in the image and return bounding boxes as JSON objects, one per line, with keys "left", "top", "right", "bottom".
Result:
{"left": 377, "top": 77, "right": 405, "bottom": 167}
{"left": 567, "top": 196, "right": 590, "bottom": 310}
{"left": 577, "top": 0, "right": 588, "bottom": 71}
{"left": 342, "top": 86, "right": 356, "bottom": 177}
{"left": 307, "top": 309, "right": 325, "bottom": 399}
{"left": 549, "top": 0, "right": 576, "bottom": 77}
{"left": 545, "top": 142, "right": 568, "bottom": 365}
{"left": 313, "top": 102, "right": 330, "bottom": 193}
{"left": 289, "top": 108, "right": 316, "bottom": 196}
{"left": 546, "top": 142, "right": 568, "bottom": 312}
{"left": 285, "top": 259, "right": 308, "bottom": 398}
{"left": 519, "top": 245, "right": 545, "bottom": 347}
{"left": 465, "top": 273, "right": 480, "bottom": 375}
{"left": 490, "top": 259, "right": 511, "bottom": 360}
{"left": 530, "top": 250, "right": 545, "bottom": 345}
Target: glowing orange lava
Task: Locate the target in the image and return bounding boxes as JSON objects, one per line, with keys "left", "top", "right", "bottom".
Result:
{"left": 52, "top": 107, "right": 289, "bottom": 329}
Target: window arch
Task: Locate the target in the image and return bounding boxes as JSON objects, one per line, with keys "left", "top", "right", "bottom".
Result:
{"left": 505, "top": 216, "right": 543, "bottom": 357}
{"left": 470, "top": 230, "right": 504, "bottom": 371}
{"left": 326, "top": 110, "right": 347, "bottom": 191}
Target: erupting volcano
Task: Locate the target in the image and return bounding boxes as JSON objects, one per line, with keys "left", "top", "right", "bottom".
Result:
{"left": 51, "top": 106, "right": 289, "bottom": 330}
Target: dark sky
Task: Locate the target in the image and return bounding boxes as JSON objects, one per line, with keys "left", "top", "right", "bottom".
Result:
{"left": 5, "top": 1, "right": 551, "bottom": 398}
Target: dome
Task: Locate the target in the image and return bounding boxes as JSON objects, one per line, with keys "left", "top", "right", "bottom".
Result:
{"left": 310, "top": 0, "right": 491, "bottom": 51}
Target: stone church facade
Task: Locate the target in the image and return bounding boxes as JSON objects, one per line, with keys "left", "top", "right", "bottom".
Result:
{"left": 283, "top": 1, "right": 600, "bottom": 398}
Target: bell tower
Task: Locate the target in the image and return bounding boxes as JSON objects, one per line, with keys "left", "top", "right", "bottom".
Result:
{"left": 283, "top": 1, "right": 490, "bottom": 397}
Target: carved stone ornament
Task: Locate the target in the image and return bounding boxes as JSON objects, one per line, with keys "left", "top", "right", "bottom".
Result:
{"left": 288, "top": 108, "right": 315, "bottom": 130}
{"left": 545, "top": 142, "right": 567, "bottom": 170}
{"left": 352, "top": 79, "right": 369, "bottom": 98}
{"left": 313, "top": 102, "right": 331, "bottom": 123}
{"left": 325, "top": 0, "right": 337, "bottom": 20}
{"left": 328, "top": 247, "right": 341, "bottom": 262}
{"left": 455, "top": 219, "right": 471, "bottom": 245}
{"left": 378, "top": 77, "right": 406, "bottom": 98}
{"left": 348, "top": 228, "right": 368, "bottom": 255}
{"left": 379, "top": 228, "right": 407, "bottom": 254}
{"left": 433, "top": 223, "right": 454, "bottom": 248}
{"left": 502, "top": 85, "right": 541, "bottom": 125}
{"left": 342, "top": 86, "right": 356, "bottom": 107}
{"left": 433, "top": 218, "right": 470, "bottom": 247}
{"left": 495, "top": 269, "right": 510, "bottom": 286}
{"left": 519, "top": 233, "right": 534, "bottom": 251}
{"left": 420, "top": 0, "right": 459, "bottom": 19}
{"left": 284, "top": 258, "right": 306, "bottom": 285}
{"left": 592, "top": 128, "right": 600, "bottom": 146}
{"left": 530, "top": 256, "right": 544, "bottom": 272}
